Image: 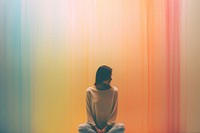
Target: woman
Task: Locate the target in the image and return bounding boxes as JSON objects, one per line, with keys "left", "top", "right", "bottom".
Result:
{"left": 78, "top": 65, "right": 125, "bottom": 133}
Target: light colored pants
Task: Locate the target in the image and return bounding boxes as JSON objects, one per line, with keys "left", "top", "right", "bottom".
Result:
{"left": 78, "top": 123, "right": 125, "bottom": 133}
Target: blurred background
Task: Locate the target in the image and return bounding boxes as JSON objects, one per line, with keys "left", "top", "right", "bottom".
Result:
{"left": 0, "top": 0, "right": 200, "bottom": 133}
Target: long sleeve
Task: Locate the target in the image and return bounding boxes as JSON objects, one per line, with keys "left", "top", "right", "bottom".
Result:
{"left": 107, "top": 90, "right": 118, "bottom": 126}
{"left": 86, "top": 90, "right": 96, "bottom": 126}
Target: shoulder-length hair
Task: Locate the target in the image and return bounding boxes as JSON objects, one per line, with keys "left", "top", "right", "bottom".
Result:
{"left": 94, "top": 65, "right": 112, "bottom": 85}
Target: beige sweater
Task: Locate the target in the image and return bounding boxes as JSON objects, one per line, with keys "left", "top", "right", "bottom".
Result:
{"left": 86, "top": 85, "right": 118, "bottom": 129}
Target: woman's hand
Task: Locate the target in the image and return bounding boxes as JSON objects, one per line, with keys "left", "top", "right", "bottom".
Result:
{"left": 101, "top": 125, "right": 108, "bottom": 133}
{"left": 97, "top": 129, "right": 102, "bottom": 133}
{"left": 101, "top": 128, "right": 106, "bottom": 133}
{"left": 94, "top": 125, "right": 102, "bottom": 133}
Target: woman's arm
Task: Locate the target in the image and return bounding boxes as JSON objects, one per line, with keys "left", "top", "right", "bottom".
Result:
{"left": 107, "top": 90, "right": 118, "bottom": 126}
{"left": 86, "top": 90, "right": 96, "bottom": 126}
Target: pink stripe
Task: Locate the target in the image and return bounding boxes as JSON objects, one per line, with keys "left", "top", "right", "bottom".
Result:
{"left": 166, "top": 0, "right": 181, "bottom": 132}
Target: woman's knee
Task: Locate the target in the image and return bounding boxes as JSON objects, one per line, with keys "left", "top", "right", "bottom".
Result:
{"left": 115, "top": 123, "right": 125, "bottom": 130}
{"left": 78, "top": 123, "right": 96, "bottom": 133}
{"left": 108, "top": 123, "right": 125, "bottom": 133}
{"left": 78, "top": 123, "right": 91, "bottom": 132}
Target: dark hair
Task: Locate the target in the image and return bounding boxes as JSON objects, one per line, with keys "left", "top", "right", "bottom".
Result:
{"left": 94, "top": 65, "right": 112, "bottom": 85}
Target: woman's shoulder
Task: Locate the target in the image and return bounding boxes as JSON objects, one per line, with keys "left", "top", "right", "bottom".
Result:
{"left": 86, "top": 85, "right": 118, "bottom": 92}
{"left": 111, "top": 86, "right": 118, "bottom": 91}
{"left": 86, "top": 86, "right": 97, "bottom": 92}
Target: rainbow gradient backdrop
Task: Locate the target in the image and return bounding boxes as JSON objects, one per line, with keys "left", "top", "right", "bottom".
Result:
{"left": 1, "top": 0, "right": 200, "bottom": 133}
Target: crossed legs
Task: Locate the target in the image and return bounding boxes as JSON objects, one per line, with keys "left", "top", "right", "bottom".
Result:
{"left": 78, "top": 123, "right": 125, "bottom": 133}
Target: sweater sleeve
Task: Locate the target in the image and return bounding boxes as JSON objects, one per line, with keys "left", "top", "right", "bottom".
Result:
{"left": 107, "top": 90, "right": 118, "bottom": 126}
{"left": 86, "top": 90, "right": 96, "bottom": 126}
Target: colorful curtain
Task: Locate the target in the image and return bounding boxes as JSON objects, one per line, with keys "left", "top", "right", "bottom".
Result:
{"left": 0, "top": 0, "right": 200, "bottom": 133}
